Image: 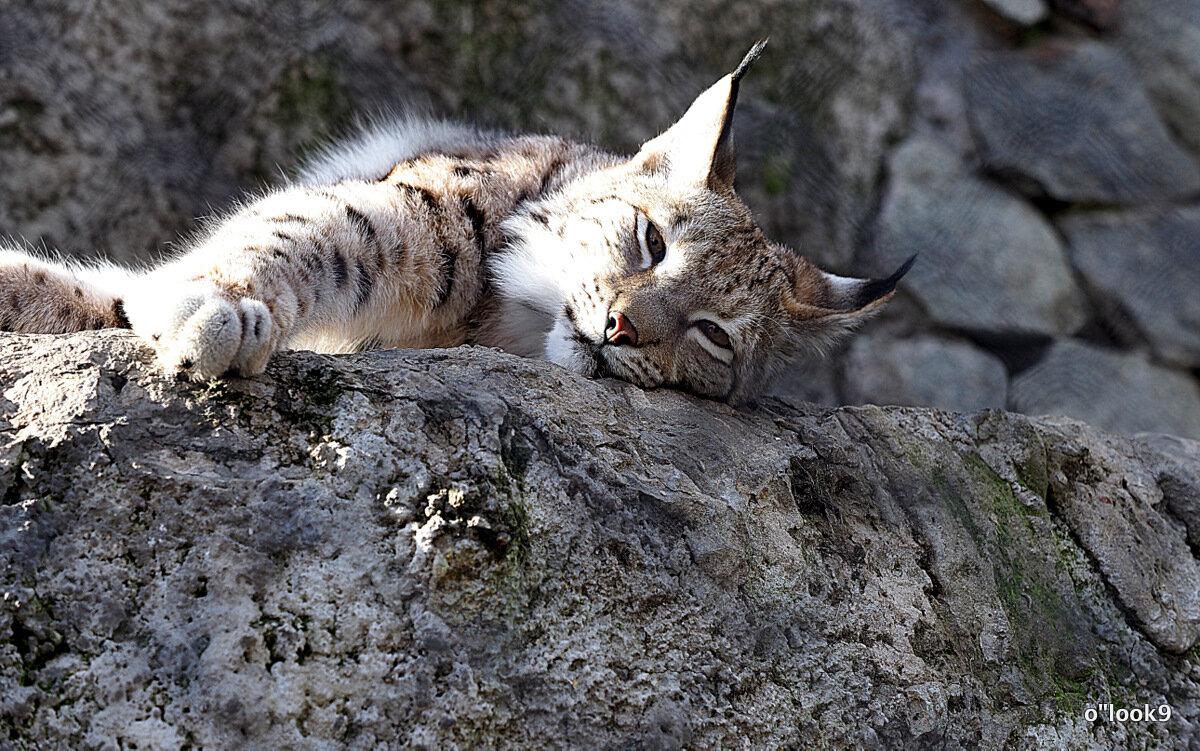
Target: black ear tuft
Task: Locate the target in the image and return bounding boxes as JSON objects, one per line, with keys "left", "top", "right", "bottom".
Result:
{"left": 732, "top": 39, "right": 769, "bottom": 85}
{"left": 725, "top": 39, "right": 768, "bottom": 125}
{"left": 853, "top": 254, "right": 917, "bottom": 309}
{"left": 711, "top": 40, "right": 768, "bottom": 188}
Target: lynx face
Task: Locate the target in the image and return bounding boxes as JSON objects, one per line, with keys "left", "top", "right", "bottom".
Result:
{"left": 496, "top": 42, "right": 912, "bottom": 405}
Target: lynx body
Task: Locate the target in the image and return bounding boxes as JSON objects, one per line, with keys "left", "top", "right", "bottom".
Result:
{"left": 0, "top": 43, "right": 910, "bottom": 405}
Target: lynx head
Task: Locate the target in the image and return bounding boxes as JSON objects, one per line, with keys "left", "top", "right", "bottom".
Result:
{"left": 496, "top": 41, "right": 913, "bottom": 406}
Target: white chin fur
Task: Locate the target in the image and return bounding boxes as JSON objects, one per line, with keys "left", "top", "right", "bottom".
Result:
{"left": 544, "top": 317, "right": 594, "bottom": 375}
{"left": 493, "top": 215, "right": 570, "bottom": 317}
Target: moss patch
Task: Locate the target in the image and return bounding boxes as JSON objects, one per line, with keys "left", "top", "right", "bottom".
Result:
{"left": 932, "top": 449, "right": 1103, "bottom": 714}
{"left": 296, "top": 366, "right": 346, "bottom": 412}
{"left": 273, "top": 365, "right": 346, "bottom": 442}
{"left": 761, "top": 152, "right": 795, "bottom": 197}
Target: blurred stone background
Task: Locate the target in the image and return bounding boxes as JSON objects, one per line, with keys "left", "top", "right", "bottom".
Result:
{"left": 2, "top": 0, "right": 1198, "bottom": 438}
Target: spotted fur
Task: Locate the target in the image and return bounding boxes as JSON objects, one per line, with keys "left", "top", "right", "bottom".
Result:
{"left": 0, "top": 43, "right": 910, "bottom": 405}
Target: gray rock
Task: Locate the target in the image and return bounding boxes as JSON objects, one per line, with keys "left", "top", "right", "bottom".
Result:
{"left": 1061, "top": 206, "right": 1200, "bottom": 368}
{"left": 1134, "top": 432, "right": 1200, "bottom": 553}
{"left": 1009, "top": 339, "right": 1200, "bottom": 440}
{"left": 981, "top": 0, "right": 1050, "bottom": 24}
{"left": 841, "top": 333, "right": 1008, "bottom": 411}
{"left": 865, "top": 136, "right": 1089, "bottom": 336}
{"left": 1041, "top": 417, "right": 1200, "bottom": 654}
{"left": 1049, "top": 0, "right": 1121, "bottom": 28}
{"left": 965, "top": 41, "right": 1200, "bottom": 204}
{"left": 1116, "top": 0, "right": 1200, "bottom": 162}
{"left": 1, "top": 330, "right": 1198, "bottom": 748}
{"left": 710, "top": 0, "right": 921, "bottom": 271}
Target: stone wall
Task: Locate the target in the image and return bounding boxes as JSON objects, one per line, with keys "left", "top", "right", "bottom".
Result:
{"left": 2, "top": 0, "right": 1198, "bottom": 437}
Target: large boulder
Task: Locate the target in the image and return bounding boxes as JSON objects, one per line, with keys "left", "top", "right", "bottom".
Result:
{"left": 2, "top": 331, "right": 1198, "bottom": 749}
{"left": 841, "top": 332, "right": 1009, "bottom": 412}
{"left": 1061, "top": 206, "right": 1200, "bottom": 369}
{"left": 864, "top": 136, "right": 1088, "bottom": 337}
{"left": 965, "top": 41, "right": 1200, "bottom": 205}
{"left": 1115, "top": 0, "right": 1200, "bottom": 163}
{"left": 1009, "top": 339, "right": 1200, "bottom": 441}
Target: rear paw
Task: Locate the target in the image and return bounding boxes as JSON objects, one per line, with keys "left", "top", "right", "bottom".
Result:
{"left": 124, "top": 281, "right": 276, "bottom": 379}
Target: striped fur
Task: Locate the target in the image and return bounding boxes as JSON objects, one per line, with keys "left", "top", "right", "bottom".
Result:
{"left": 0, "top": 45, "right": 909, "bottom": 404}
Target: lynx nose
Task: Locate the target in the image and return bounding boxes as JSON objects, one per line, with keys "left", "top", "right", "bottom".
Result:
{"left": 605, "top": 311, "right": 638, "bottom": 347}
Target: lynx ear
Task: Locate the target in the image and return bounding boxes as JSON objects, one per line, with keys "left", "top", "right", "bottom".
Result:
{"left": 634, "top": 40, "right": 767, "bottom": 190}
{"left": 784, "top": 254, "right": 916, "bottom": 340}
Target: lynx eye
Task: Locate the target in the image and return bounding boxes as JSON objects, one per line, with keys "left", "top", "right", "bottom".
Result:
{"left": 636, "top": 213, "right": 667, "bottom": 269}
{"left": 645, "top": 222, "right": 666, "bottom": 265}
{"left": 695, "top": 319, "right": 731, "bottom": 349}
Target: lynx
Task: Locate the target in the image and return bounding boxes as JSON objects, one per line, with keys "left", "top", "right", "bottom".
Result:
{"left": 0, "top": 42, "right": 911, "bottom": 406}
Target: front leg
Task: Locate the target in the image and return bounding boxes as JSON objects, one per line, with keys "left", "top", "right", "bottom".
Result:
{"left": 125, "top": 189, "right": 400, "bottom": 379}
{"left": 121, "top": 186, "right": 348, "bottom": 379}
{"left": 122, "top": 152, "right": 520, "bottom": 379}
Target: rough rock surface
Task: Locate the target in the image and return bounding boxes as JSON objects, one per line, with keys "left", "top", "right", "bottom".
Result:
{"left": 965, "top": 42, "right": 1200, "bottom": 204}
{"left": 1136, "top": 432, "right": 1200, "bottom": 554}
{"left": 1062, "top": 207, "right": 1200, "bottom": 369}
{"left": 1009, "top": 340, "right": 1200, "bottom": 440}
{"left": 2, "top": 331, "right": 1199, "bottom": 749}
{"left": 864, "top": 136, "right": 1088, "bottom": 336}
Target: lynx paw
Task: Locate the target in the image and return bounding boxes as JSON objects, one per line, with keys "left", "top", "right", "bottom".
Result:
{"left": 124, "top": 281, "right": 276, "bottom": 379}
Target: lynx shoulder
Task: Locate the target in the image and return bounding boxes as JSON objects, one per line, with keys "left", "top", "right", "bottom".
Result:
{"left": 0, "top": 42, "right": 910, "bottom": 405}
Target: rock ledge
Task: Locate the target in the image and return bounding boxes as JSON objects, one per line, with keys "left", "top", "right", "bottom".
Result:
{"left": 2, "top": 331, "right": 1199, "bottom": 749}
